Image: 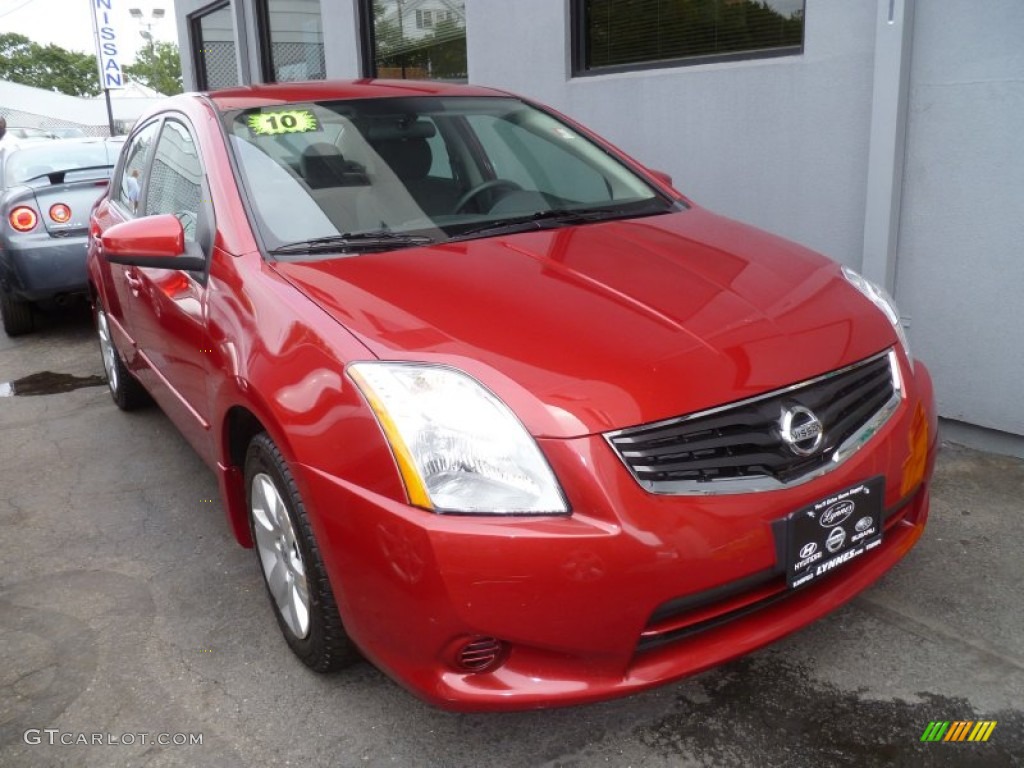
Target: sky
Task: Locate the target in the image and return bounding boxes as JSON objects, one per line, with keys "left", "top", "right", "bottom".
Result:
{"left": 0, "top": 0, "right": 179, "bottom": 64}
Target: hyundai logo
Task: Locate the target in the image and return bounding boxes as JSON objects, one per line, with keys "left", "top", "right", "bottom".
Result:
{"left": 799, "top": 542, "right": 818, "bottom": 560}
{"left": 825, "top": 526, "right": 846, "bottom": 553}
{"left": 820, "top": 500, "right": 856, "bottom": 528}
{"left": 779, "top": 405, "right": 824, "bottom": 456}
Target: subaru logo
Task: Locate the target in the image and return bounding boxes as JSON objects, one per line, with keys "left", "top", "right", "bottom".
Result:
{"left": 825, "top": 526, "right": 846, "bottom": 553}
{"left": 855, "top": 516, "right": 874, "bottom": 533}
{"left": 779, "top": 405, "right": 824, "bottom": 456}
{"left": 799, "top": 542, "right": 818, "bottom": 560}
{"left": 820, "top": 500, "right": 856, "bottom": 528}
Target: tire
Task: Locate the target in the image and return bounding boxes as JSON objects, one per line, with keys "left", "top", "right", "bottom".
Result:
{"left": 93, "top": 300, "right": 149, "bottom": 410}
{"left": 0, "top": 288, "right": 34, "bottom": 336}
{"left": 245, "top": 433, "right": 358, "bottom": 672}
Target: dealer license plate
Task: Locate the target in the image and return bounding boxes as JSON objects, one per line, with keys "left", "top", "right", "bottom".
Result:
{"left": 787, "top": 476, "right": 884, "bottom": 588}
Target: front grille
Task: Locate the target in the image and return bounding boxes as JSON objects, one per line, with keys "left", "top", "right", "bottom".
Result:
{"left": 606, "top": 349, "right": 901, "bottom": 494}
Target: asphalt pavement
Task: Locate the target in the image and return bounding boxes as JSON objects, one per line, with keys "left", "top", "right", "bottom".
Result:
{"left": 1, "top": 305, "right": 1022, "bottom": 768}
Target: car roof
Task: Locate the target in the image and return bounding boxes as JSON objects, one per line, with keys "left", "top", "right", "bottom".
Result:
{"left": 207, "top": 78, "right": 510, "bottom": 111}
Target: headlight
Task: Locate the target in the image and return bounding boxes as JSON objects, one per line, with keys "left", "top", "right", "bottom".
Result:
{"left": 348, "top": 363, "right": 568, "bottom": 515}
{"left": 842, "top": 266, "right": 911, "bottom": 359}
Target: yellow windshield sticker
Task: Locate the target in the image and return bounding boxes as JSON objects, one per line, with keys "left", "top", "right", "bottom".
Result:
{"left": 247, "top": 109, "right": 320, "bottom": 136}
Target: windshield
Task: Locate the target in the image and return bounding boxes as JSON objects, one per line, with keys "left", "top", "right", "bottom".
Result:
{"left": 221, "top": 96, "right": 676, "bottom": 256}
{"left": 4, "top": 142, "right": 119, "bottom": 186}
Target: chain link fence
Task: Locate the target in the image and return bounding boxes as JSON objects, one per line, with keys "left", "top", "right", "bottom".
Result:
{"left": 270, "top": 42, "right": 326, "bottom": 82}
{"left": 199, "top": 41, "right": 240, "bottom": 90}
{"left": 0, "top": 107, "right": 110, "bottom": 138}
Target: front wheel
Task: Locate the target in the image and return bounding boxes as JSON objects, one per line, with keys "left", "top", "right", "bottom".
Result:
{"left": 94, "top": 300, "right": 149, "bottom": 410}
{"left": 245, "top": 433, "right": 358, "bottom": 672}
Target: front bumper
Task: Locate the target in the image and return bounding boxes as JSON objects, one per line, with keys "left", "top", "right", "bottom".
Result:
{"left": 0, "top": 233, "right": 89, "bottom": 300}
{"left": 301, "top": 358, "right": 937, "bottom": 711}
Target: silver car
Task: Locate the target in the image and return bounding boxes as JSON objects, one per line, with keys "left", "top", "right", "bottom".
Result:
{"left": 0, "top": 137, "right": 124, "bottom": 335}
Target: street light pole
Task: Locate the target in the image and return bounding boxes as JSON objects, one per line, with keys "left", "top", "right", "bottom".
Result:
{"left": 129, "top": 7, "right": 165, "bottom": 58}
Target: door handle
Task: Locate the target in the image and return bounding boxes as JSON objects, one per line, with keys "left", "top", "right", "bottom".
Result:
{"left": 125, "top": 268, "right": 143, "bottom": 294}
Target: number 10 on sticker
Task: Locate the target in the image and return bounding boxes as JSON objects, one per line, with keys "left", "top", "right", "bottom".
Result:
{"left": 246, "top": 110, "right": 320, "bottom": 136}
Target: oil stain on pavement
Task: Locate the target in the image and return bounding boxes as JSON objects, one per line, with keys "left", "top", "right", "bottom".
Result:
{"left": 0, "top": 371, "right": 106, "bottom": 397}
{"left": 636, "top": 655, "right": 1023, "bottom": 767}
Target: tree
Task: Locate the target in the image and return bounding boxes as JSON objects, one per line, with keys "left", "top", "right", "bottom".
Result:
{"left": 0, "top": 33, "right": 100, "bottom": 96}
{"left": 424, "top": 18, "right": 467, "bottom": 80}
{"left": 124, "top": 41, "right": 183, "bottom": 96}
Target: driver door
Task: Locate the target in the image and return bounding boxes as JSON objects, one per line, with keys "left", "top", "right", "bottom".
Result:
{"left": 130, "top": 117, "right": 217, "bottom": 463}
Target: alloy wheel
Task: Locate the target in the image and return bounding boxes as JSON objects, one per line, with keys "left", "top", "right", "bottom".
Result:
{"left": 250, "top": 472, "right": 311, "bottom": 639}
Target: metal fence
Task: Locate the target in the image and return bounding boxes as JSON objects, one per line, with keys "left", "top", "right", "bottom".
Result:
{"left": 0, "top": 107, "right": 109, "bottom": 137}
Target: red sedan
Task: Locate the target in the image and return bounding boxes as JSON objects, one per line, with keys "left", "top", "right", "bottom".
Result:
{"left": 86, "top": 80, "right": 937, "bottom": 711}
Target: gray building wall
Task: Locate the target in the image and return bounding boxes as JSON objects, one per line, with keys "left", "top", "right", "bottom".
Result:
{"left": 894, "top": 0, "right": 1024, "bottom": 439}
{"left": 469, "top": 0, "right": 876, "bottom": 268}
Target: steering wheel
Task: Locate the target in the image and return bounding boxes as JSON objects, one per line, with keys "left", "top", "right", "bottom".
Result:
{"left": 454, "top": 179, "right": 523, "bottom": 214}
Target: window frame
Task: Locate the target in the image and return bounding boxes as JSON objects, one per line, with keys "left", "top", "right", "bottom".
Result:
{"left": 357, "top": 0, "right": 468, "bottom": 81}
{"left": 189, "top": 0, "right": 235, "bottom": 91}
{"left": 254, "top": 0, "right": 326, "bottom": 84}
{"left": 357, "top": 0, "right": 376, "bottom": 77}
{"left": 570, "top": 0, "right": 805, "bottom": 78}
{"left": 118, "top": 112, "right": 216, "bottom": 280}
{"left": 110, "top": 118, "right": 163, "bottom": 219}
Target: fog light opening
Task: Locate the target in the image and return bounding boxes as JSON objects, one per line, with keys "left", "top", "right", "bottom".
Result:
{"left": 450, "top": 636, "right": 508, "bottom": 674}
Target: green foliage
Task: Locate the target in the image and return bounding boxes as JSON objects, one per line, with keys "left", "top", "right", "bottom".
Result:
{"left": 0, "top": 32, "right": 100, "bottom": 97}
{"left": 124, "top": 41, "right": 183, "bottom": 96}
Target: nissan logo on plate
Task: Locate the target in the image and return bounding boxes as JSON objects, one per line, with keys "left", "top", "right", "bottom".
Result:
{"left": 819, "top": 500, "right": 856, "bottom": 528}
{"left": 825, "top": 527, "right": 847, "bottom": 553}
{"left": 779, "top": 406, "right": 824, "bottom": 456}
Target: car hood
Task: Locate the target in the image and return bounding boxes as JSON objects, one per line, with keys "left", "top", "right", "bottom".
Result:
{"left": 271, "top": 208, "right": 896, "bottom": 438}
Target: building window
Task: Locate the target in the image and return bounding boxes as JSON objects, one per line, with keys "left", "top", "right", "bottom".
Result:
{"left": 257, "top": 0, "right": 326, "bottom": 82}
{"left": 573, "top": 0, "right": 804, "bottom": 76}
{"left": 362, "top": 1, "right": 467, "bottom": 82}
{"left": 191, "top": 2, "right": 239, "bottom": 90}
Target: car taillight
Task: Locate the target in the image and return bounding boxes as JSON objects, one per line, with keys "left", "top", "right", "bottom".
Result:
{"left": 9, "top": 206, "right": 38, "bottom": 232}
{"left": 49, "top": 203, "right": 72, "bottom": 223}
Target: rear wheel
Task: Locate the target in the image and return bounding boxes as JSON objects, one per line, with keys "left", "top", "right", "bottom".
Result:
{"left": 245, "top": 433, "right": 358, "bottom": 672}
{"left": 94, "top": 300, "right": 149, "bottom": 410}
{"left": 0, "top": 288, "right": 34, "bottom": 336}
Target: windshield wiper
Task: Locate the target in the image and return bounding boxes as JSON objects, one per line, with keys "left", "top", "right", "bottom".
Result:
{"left": 449, "top": 207, "right": 637, "bottom": 241}
{"left": 269, "top": 231, "right": 435, "bottom": 256}
{"left": 23, "top": 165, "right": 115, "bottom": 185}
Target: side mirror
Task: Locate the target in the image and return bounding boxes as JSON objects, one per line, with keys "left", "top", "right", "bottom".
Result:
{"left": 101, "top": 214, "right": 206, "bottom": 271}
